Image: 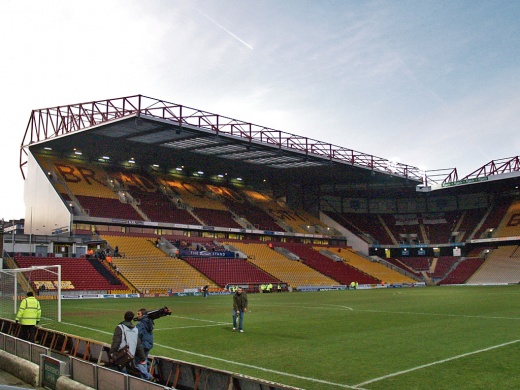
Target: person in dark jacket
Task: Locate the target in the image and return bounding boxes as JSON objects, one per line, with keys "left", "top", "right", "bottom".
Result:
{"left": 110, "top": 311, "right": 151, "bottom": 380}
{"left": 136, "top": 308, "right": 154, "bottom": 362}
{"left": 202, "top": 285, "right": 209, "bottom": 298}
{"left": 232, "top": 287, "right": 248, "bottom": 333}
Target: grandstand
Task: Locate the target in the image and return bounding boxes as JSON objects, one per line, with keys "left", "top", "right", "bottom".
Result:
{"left": 2, "top": 94, "right": 520, "bottom": 390}
{"left": 2, "top": 94, "right": 520, "bottom": 295}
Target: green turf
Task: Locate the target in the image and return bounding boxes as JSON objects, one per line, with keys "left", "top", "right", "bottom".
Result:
{"left": 39, "top": 286, "right": 520, "bottom": 389}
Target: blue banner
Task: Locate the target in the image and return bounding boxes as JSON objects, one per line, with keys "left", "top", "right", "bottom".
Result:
{"left": 179, "top": 250, "right": 237, "bottom": 258}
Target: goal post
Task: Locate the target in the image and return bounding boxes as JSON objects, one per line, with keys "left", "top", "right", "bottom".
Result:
{"left": 0, "top": 265, "right": 62, "bottom": 323}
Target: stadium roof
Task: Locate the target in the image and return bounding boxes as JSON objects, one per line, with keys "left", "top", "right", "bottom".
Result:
{"left": 20, "top": 95, "right": 520, "bottom": 195}
{"left": 20, "top": 95, "right": 424, "bottom": 190}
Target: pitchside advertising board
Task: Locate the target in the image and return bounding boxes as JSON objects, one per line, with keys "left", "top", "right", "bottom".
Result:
{"left": 60, "top": 292, "right": 233, "bottom": 299}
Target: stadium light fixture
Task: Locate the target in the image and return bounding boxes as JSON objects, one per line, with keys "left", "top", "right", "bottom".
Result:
{"left": 102, "top": 156, "right": 110, "bottom": 160}
{"left": 217, "top": 174, "right": 224, "bottom": 178}
{"left": 175, "top": 167, "right": 182, "bottom": 171}
{"left": 44, "top": 147, "right": 52, "bottom": 151}
{"left": 198, "top": 171, "right": 204, "bottom": 175}
{"left": 237, "top": 178, "right": 242, "bottom": 181}
{"left": 74, "top": 151, "right": 82, "bottom": 155}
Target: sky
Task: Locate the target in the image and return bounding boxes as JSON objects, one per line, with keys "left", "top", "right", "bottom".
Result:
{"left": 1, "top": 0, "right": 519, "bottom": 220}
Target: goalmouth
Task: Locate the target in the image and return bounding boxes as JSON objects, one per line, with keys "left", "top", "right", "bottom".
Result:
{"left": 0, "top": 265, "right": 62, "bottom": 323}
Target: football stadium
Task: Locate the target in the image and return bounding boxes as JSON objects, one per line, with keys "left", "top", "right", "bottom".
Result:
{"left": 1, "top": 94, "right": 520, "bottom": 389}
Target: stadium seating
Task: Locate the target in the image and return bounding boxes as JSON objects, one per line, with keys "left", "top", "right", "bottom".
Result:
{"left": 15, "top": 256, "right": 127, "bottom": 291}
{"left": 456, "top": 208, "right": 488, "bottom": 241}
{"left": 193, "top": 207, "right": 243, "bottom": 228}
{"left": 422, "top": 212, "right": 458, "bottom": 244}
{"left": 384, "top": 258, "right": 423, "bottom": 277}
{"left": 496, "top": 201, "right": 520, "bottom": 238}
{"left": 428, "top": 256, "right": 458, "bottom": 280}
{"left": 276, "top": 243, "right": 379, "bottom": 285}
{"left": 45, "top": 157, "right": 118, "bottom": 199}
{"left": 466, "top": 246, "right": 520, "bottom": 284}
{"left": 161, "top": 177, "right": 228, "bottom": 210}
{"left": 380, "top": 214, "right": 423, "bottom": 245}
{"left": 223, "top": 241, "right": 338, "bottom": 288}
{"left": 125, "top": 185, "right": 200, "bottom": 225}
{"left": 329, "top": 248, "right": 416, "bottom": 284}
{"left": 325, "top": 212, "right": 393, "bottom": 245}
{"left": 112, "top": 257, "right": 216, "bottom": 292}
{"left": 472, "top": 202, "right": 511, "bottom": 239}
{"left": 75, "top": 195, "right": 144, "bottom": 220}
{"left": 438, "top": 258, "right": 485, "bottom": 285}
{"left": 101, "top": 234, "right": 216, "bottom": 292}
{"left": 240, "top": 189, "right": 328, "bottom": 234}
{"left": 225, "top": 199, "right": 285, "bottom": 231}
{"left": 184, "top": 257, "right": 279, "bottom": 287}
{"left": 398, "top": 257, "right": 431, "bottom": 271}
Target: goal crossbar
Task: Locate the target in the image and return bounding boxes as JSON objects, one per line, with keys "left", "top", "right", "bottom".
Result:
{"left": 0, "top": 265, "right": 61, "bottom": 322}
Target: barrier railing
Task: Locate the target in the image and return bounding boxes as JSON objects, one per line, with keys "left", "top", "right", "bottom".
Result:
{"left": 0, "top": 317, "right": 300, "bottom": 390}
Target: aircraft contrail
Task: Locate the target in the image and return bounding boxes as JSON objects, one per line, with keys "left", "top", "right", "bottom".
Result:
{"left": 196, "top": 9, "right": 254, "bottom": 50}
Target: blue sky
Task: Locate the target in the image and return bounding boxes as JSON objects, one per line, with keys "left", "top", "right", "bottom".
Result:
{"left": 1, "top": 0, "right": 519, "bottom": 220}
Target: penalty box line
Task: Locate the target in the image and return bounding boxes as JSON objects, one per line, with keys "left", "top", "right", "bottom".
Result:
{"left": 354, "top": 339, "right": 520, "bottom": 387}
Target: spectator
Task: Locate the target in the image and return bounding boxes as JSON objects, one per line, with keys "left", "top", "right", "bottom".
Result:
{"left": 202, "top": 285, "right": 209, "bottom": 298}
{"left": 15, "top": 291, "right": 41, "bottom": 343}
{"left": 110, "top": 311, "right": 151, "bottom": 381}
{"left": 232, "top": 287, "right": 248, "bottom": 333}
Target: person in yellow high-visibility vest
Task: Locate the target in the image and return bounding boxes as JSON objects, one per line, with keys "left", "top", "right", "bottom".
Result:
{"left": 15, "top": 291, "right": 41, "bottom": 343}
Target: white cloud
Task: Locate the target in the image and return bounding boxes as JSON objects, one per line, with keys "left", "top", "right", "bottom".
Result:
{"left": 1, "top": 0, "right": 520, "bottom": 219}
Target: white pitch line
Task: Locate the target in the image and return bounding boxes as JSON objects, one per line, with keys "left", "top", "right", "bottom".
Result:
{"left": 58, "top": 321, "right": 355, "bottom": 389}
{"left": 355, "top": 308, "right": 520, "bottom": 321}
{"left": 171, "top": 315, "right": 228, "bottom": 324}
{"left": 355, "top": 339, "right": 520, "bottom": 387}
{"left": 154, "top": 341, "right": 358, "bottom": 389}
{"left": 254, "top": 303, "right": 354, "bottom": 312}
{"left": 254, "top": 303, "right": 520, "bottom": 321}
{"left": 157, "top": 324, "right": 227, "bottom": 330}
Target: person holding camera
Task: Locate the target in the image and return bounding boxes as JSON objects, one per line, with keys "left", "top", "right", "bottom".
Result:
{"left": 136, "top": 308, "right": 154, "bottom": 362}
{"left": 15, "top": 291, "right": 41, "bottom": 343}
{"left": 110, "top": 311, "right": 152, "bottom": 381}
{"left": 134, "top": 306, "right": 172, "bottom": 362}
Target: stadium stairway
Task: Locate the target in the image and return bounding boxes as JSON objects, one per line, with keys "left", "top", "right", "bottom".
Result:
{"left": 86, "top": 258, "right": 124, "bottom": 287}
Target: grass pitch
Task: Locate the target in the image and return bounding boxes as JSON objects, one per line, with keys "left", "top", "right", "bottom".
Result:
{"left": 40, "top": 286, "right": 520, "bottom": 389}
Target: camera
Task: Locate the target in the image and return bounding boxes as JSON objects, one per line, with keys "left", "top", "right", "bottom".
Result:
{"left": 134, "top": 306, "right": 172, "bottom": 321}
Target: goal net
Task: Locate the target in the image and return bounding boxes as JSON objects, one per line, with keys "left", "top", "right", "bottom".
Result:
{"left": 0, "top": 265, "right": 62, "bottom": 323}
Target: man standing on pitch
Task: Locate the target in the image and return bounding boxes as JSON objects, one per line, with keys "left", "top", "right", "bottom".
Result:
{"left": 15, "top": 291, "right": 41, "bottom": 343}
{"left": 232, "top": 287, "right": 248, "bottom": 333}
